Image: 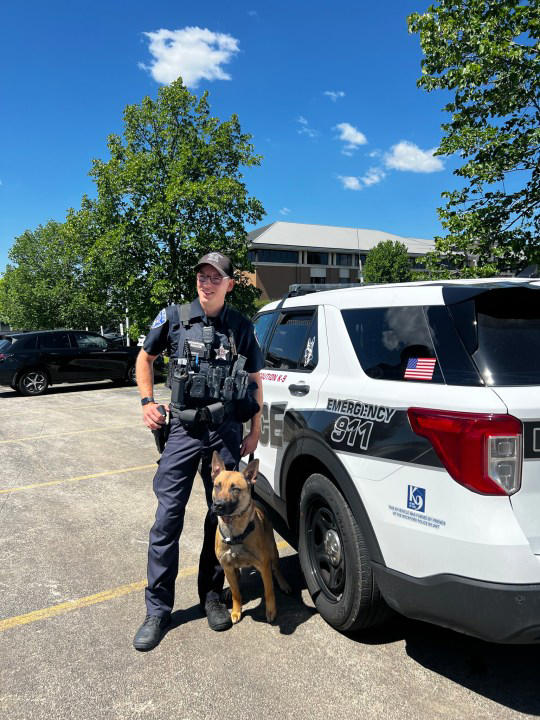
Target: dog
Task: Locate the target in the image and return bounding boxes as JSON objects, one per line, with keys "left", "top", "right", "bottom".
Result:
{"left": 211, "top": 451, "right": 291, "bottom": 624}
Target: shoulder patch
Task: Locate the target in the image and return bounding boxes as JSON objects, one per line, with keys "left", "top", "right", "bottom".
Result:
{"left": 150, "top": 309, "right": 167, "bottom": 329}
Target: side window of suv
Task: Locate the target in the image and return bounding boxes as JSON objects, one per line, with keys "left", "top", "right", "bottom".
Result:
{"left": 252, "top": 312, "right": 277, "bottom": 351}
{"left": 266, "top": 310, "right": 318, "bottom": 372}
{"left": 38, "top": 332, "right": 71, "bottom": 350}
{"left": 73, "top": 332, "right": 108, "bottom": 351}
{"left": 342, "top": 306, "right": 443, "bottom": 383}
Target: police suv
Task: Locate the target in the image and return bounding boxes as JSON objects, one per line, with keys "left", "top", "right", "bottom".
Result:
{"left": 250, "top": 278, "right": 540, "bottom": 643}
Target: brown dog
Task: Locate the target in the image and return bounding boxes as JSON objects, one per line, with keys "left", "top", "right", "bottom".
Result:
{"left": 211, "top": 451, "right": 291, "bottom": 624}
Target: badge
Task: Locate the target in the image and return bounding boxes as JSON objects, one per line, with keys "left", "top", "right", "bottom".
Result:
{"left": 215, "top": 343, "right": 229, "bottom": 360}
{"left": 150, "top": 309, "right": 166, "bottom": 329}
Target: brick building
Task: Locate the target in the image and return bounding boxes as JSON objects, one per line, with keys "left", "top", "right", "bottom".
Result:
{"left": 247, "top": 221, "right": 434, "bottom": 300}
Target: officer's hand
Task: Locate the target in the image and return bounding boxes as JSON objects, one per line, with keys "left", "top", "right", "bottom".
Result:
{"left": 143, "top": 403, "right": 168, "bottom": 430}
{"left": 240, "top": 429, "right": 259, "bottom": 457}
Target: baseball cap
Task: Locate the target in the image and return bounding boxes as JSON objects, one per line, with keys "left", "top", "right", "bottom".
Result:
{"left": 194, "top": 252, "right": 234, "bottom": 277}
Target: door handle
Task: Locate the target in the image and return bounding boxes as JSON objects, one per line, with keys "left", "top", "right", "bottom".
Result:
{"left": 289, "top": 383, "right": 310, "bottom": 396}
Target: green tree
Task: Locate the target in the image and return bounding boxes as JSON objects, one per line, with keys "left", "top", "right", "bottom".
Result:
{"left": 87, "top": 78, "right": 264, "bottom": 331}
{"left": 363, "top": 240, "right": 413, "bottom": 284}
{"left": 0, "top": 221, "right": 105, "bottom": 330}
{"left": 408, "top": 0, "right": 540, "bottom": 276}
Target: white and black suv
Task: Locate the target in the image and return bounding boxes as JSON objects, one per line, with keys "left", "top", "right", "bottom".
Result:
{"left": 250, "top": 278, "right": 540, "bottom": 643}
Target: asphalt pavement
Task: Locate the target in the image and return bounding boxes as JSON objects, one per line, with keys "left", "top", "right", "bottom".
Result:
{"left": 1, "top": 381, "right": 540, "bottom": 720}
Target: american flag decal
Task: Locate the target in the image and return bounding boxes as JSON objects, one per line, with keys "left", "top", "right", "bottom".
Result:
{"left": 404, "top": 357, "right": 436, "bottom": 381}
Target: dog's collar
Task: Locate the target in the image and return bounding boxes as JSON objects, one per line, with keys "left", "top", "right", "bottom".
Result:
{"left": 218, "top": 520, "right": 255, "bottom": 545}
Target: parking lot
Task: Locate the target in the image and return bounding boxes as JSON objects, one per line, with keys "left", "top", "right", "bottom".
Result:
{"left": 1, "top": 381, "right": 540, "bottom": 720}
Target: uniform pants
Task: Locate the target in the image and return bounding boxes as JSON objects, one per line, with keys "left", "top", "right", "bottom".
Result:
{"left": 145, "top": 417, "right": 242, "bottom": 617}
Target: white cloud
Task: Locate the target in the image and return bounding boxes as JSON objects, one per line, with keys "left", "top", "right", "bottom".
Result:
{"left": 337, "top": 167, "right": 385, "bottom": 191}
{"left": 361, "top": 167, "right": 386, "bottom": 186}
{"left": 335, "top": 122, "right": 367, "bottom": 155}
{"left": 338, "top": 175, "right": 362, "bottom": 191}
{"left": 279, "top": 207, "right": 291, "bottom": 216}
{"left": 297, "top": 116, "right": 318, "bottom": 139}
{"left": 139, "top": 27, "right": 240, "bottom": 87}
{"left": 384, "top": 140, "right": 444, "bottom": 173}
{"left": 324, "top": 90, "right": 345, "bottom": 102}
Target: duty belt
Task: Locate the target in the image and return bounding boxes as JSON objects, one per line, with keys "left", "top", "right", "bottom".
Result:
{"left": 169, "top": 401, "right": 234, "bottom": 428}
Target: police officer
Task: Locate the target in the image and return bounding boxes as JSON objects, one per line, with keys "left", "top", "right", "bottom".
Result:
{"left": 133, "top": 252, "right": 263, "bottom": 651}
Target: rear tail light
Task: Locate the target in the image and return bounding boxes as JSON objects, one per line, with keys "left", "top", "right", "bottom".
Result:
{"left": 0, "top": 353, "right": 14, "bottom": 362}
{"left": 408, "top": 408, "right": 522, "bottom": 496}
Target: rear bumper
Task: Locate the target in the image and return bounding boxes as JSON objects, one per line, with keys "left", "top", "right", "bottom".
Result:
{"left": 373, "top": 563, "right": 540, "bottom": 644}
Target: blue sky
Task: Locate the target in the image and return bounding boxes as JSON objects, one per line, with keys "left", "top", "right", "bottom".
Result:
{"left": 0, "top": 0, "right": 458, "bottom": 273}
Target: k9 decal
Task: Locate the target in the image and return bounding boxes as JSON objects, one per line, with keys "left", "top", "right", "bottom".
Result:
{"left": 260, "top": 403, "right": 287, "bottom": 448}
{"left": 330, "top": 415, "right": 374, "bottom": 451}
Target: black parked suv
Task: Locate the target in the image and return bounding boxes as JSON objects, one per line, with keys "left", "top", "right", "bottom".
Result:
{"left": 0, "top": 330, "right": 163, "bottom": 396}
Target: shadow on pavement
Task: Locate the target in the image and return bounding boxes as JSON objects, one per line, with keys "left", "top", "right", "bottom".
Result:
{"left": 168, "top": 554, "right": 315, "bottom": 637}
{"left": 0, "top": 381, "right": 128, "bottom": 398}
{"left": 237, "top": 554, "right": 316, "bottom": 635}
{"left": 348, "top": 611, "right": 540, "bottom": 716}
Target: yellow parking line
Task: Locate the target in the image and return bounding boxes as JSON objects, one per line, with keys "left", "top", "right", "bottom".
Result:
{"left": 0, "top": 423, "right": 135, "bottom": 445}
{"left": 0, "top": 463, "right": 156, "bottom": 494}
{"left": 0, "top": 541, "right": 290, "bottom": 632}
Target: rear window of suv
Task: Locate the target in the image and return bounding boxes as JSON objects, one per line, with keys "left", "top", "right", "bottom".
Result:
{"left": 449, "top": 287, "right": 540, "bottom": 386}
{"left": 342, "top": 306, "right": 444, "bottom": 383}
{"left": 0, "top": 335, "right": 37, "bottom": 351}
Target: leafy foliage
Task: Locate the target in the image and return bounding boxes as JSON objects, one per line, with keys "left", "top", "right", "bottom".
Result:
{"left": 87, "top": 79, "right": 264, "bottom": 330}
{"left": 363, "top": 240, "right": 413, "bottom": 284}
{"left": 408, "top": 0, "right": 540, "bottom": 276}
{"left": 0, "top": 79, "right": 264, "bottom": 331}
{"left": 0, "top": 221, "right": 105, "bottom": 330}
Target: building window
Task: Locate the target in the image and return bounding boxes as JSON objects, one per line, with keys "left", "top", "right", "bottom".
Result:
{"left": 307, "top": 252, "right": 328, "bottom": 265}
{"left": 310, "top": 267, "right": 326, "bottom": 282}
{"left": 336, "top": 253, "right": 353, "bottom": 266}
{"left": 254, "top": 249, "right": 298, "bottom": 263}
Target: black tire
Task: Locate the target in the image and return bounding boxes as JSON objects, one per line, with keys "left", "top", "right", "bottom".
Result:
{"left": 298, "top": 473, "right": 389, "bottom": 632}
{"left": 125, "top": 364, "right": 137, "bottom": 385}
{"left": 17, "top": 369, "right": 49, "bottom": 397}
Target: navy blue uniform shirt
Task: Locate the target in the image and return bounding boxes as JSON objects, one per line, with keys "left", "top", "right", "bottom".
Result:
{"left": 143, "top": 298, "right": 264, "bottom": 373}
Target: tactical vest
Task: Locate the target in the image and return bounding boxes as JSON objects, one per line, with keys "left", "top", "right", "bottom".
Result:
{"left": 167, "top": 304, "right": 258, "bottom": 428}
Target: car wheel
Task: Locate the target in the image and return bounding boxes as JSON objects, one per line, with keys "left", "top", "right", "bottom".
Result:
{"left": 17, "top": 369, "right": 49, "bottom": 397}
{"left": 299, "top": 473, "right": 389, "bottom": 633}
{"left": 125, "top": 364, "right": 137, "bottom": 385}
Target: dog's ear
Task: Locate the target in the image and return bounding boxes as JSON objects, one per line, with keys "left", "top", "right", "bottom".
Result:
{"left": 243, "top": 458, "right": 259, "bottom": 486}
{"left": 211, "top": 451, "right": 226, "bottom": 481}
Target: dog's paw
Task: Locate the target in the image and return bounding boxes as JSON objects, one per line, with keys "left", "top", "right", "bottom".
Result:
{"left": 231, "top": 610, "right": 242, "bottom": 624}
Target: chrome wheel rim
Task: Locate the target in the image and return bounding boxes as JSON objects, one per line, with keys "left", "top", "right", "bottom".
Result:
{"left": 22, "top": 372, "right": 47, "bottom": 394}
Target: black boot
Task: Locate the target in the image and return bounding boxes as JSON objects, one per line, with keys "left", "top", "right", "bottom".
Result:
{"left": 133, "top": 615, "right": 170, "bottom": 651}
{"left": 203, "top": 598, "right": 232, "bottom": 631}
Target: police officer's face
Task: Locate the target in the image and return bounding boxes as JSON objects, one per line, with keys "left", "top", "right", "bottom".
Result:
{"left": 197, "top": 264, "right": 234, "bottom": 315}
